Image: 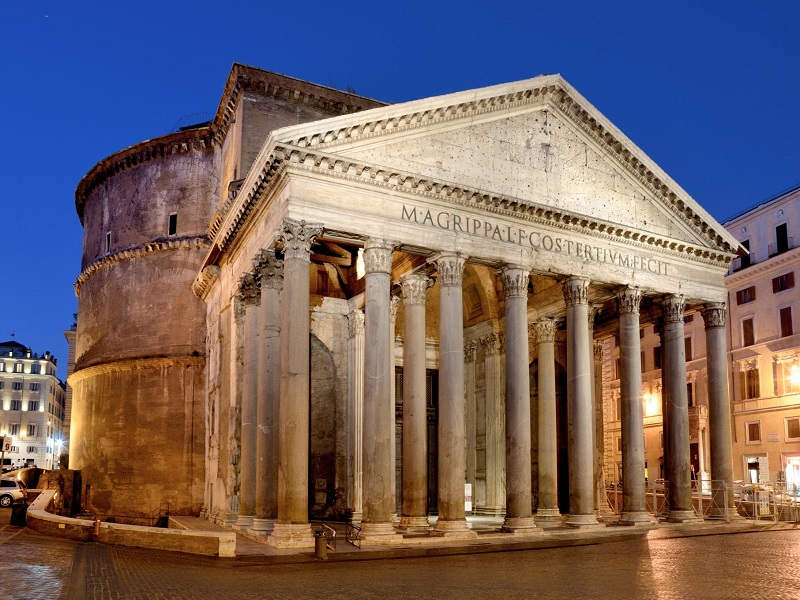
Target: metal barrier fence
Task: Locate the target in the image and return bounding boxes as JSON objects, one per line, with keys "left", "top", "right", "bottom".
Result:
{"left": 606, "top": 479, "right": 800, "bottom": 523}
{"left": 345, "top": 522, "right": 361, "bottom": 548}
{"left": 322, "top": 522, "right": 336, "bottom": 551}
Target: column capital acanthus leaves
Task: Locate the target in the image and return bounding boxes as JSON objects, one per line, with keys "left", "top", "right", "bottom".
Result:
{"left": 390, "top": 295, "right": 401, "bottom": 323}
{"left": 238, "top": 271, "right": 261, "bottom": 306}
{"left": 277, "top": 218, "right": 322, "bottom": 261}
{"left": 252, "top": 248, "right": 283, "bottom": 290}
{"left": 662, "top": 294, "right": 685, "bottom": 323}
{"left": 499, "top": 265, "right": 530, "bottom": 299}
{"left": 701, "top": 303, "right": 727, "bottom": 329}
{"left": 429, "top": 252, "right": 468, "bottom": 287}
{"left": 480, "top": 331, "right": 504, "bottom": 356}
{"left": 363, "top": 238, "right": 396, "bottom": 274}
{"left": 347, "top": 310, "right": 365, "bottom": 339}
{"left": 399, "top": 273, "right": 433, "bottom": 306}
{"left": 562, "top": 276, "right": 589, "bottom": 307}
{"left": 616, "top": 287, "right": 643, "bottom": 315}
{"left": 532, "top": 319, "right": 557, "bottom": 344}
{"left": 464, "top": 341, "right": 477, "bottom": 363}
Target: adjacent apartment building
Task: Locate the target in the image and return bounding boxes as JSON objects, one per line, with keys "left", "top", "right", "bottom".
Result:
{"left": 0, "top": 340, "right": 67, "bottom": 470}
{"left": 603, "top": 184, "right": 800, "bottom": 492}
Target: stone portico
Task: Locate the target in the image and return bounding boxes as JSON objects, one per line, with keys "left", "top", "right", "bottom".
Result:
{"left": 194, "top": 74, "right": 741, "bottom": 547}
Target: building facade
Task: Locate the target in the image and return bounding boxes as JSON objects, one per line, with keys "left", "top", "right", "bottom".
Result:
{"left": 72, "top": 65, "right": 741, "bottom": 540}
{"left": 0, "top": 341, "right": 66, "bottom": 470}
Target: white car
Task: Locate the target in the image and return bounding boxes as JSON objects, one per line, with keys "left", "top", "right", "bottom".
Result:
{"left": 0, "top": 478, "right": 25, "bottom": 507}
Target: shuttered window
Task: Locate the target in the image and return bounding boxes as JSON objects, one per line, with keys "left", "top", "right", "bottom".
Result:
{"left": 772, "top": 272, "right": 795, "bottom": 293}
{"left": 736, "top": 286, "right": 756, "bottom": 305}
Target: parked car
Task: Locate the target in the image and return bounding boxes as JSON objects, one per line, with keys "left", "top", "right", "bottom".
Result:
{"left": 0, "top": 478, "right": 25, "bottom": 507}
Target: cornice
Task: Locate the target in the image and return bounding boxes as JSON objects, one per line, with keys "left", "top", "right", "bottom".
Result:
{"left": 725, "top": 246, "right": 800, "bottom": 286}
{"left": 74, "top": 235, "right": 211, "bottom": 297}
{"left": 274, "top": 77, "right": 736, "bottom": 256}
{"left": 69, "top": 355, "right": 205, "bottom": 386}
{"left": 75, "top": 128, "right": 214, "bottom": 223}
{"left": 192, "top": 265, "right": 220, "bottom": 301}
{"left": 212, "top": 142, "right": 734, "bottom": 270}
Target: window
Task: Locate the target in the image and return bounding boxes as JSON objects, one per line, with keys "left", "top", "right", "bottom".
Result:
{"left": 27, "top": 401, "right": 38, "bottom": 412}
{"left": 773, "top": 272, "right": 795, "bottom": 293}
{"left": 684, "top": 314, "right": 694, "bottom": 324}
{"left": 27, "top": 446, "right": 35, "bottom": 453}
{"left": 615, "top": 356, "right": 621, "bottom": 380}
{"left": 11, "top": 382, "right": 22, "bottom": 391}
{"left": 105, "top": 232, "right": 111, "bottom": 254}
{"left": 774, "top": 361, "right": 800, "bottom": 396}
{"left": 786, "top": 417, "right": 800, "bottom": 441}
{"left": 742, "top": 318, "right": 755, "bottom": 347}
{"left": 654, "top": 347, "right": 662, "bottom": 370}
{"left": 30, "top": 364, "right": 40, "bottom": 374}
{"left": 639, "top": 328, "right": 644, "bottom": 339}
{"left": 0, "top": 362, "right": 5, "bottom": 372}
{"left": 0, "top": 382, "right": 3, "bottom": 390}
{"left": 780, "top": 307, "right": 793, "bottom": 338}
{"left": 9, "top": 424, "right": 19, "bottom": 435}
{"left": 29, "top": 383, "right": 39, "bottom": 392}
{"left": 737, "top": 286, "right": 756, "bottom": 305}
{"left": 740, "top": 368, "right": 760, "bottom": 400}
{"left": 684, "top": 337, "right": 692, "bottom": 361}
{"left": 687, "top": 382, "right": 694, "bottom": 407}
{"left": 14, "top": 363, "right": 23, "bottom": 373}
{"left": 27, "top": 424, "right": 35, "bottom": 436}
{"left": 11, "top": 400, "right": 21, "bottom": 411}
{"left": 616, "top": 436, "right": 622, "bottom": 452}
{"left": 745, "top": 421, "right": 762, "bottom": 444}
{"left": 776, "top": 223, "right": 789, "bottom": 255}
{"left": 168, "top": 213, "right": 178, "bottom": 236}
{"left": 641, "top": 350, "right": 646, "bottom": 371}
{"left": 9, "top": 446, "right": 18, "bottom": 453}
{"left": 740, "top": 240, "right": 751, "bottom": 268}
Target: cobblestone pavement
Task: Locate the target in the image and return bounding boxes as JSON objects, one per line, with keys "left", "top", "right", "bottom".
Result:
{"left": 2, "top": 508, "right": 800, "bottom": 599}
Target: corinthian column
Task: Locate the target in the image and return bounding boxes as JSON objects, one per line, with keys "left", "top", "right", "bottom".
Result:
{"left": 617, "top": 287, "right": 651, "bottom": 525}
{"left": 399, "top": 272, "right": 433, "bottom": 530}
{"left": 702, "top": 303, "right": 740, "bottom": 520}
{"left": 267, "top": 218, "right": 321, "bottom": 548}
{"left": 500, "top": 265, "right": 536, "bottom": 532}
{"left": 479, "top": 332, "right": 505, "bottom": 517}
{"left": 347, "top": 309, "right": 365, "bottom": 523}
{"left": 430, "top": 252, "right": 476, "bottom": 538}
{"left": 533, "top": 318, "right": 560, "bottom": 524}
{"left": 252, "top": 249, "right": 282, "bottom": 536}
{"left": 662, "top": 295, "right": 699, "bottom": 523}
{"left": 233, "top": 271, "right": 260, "bottom": 532}
{"left": 563, "top": 276, "right": 599, "bottom": 527}
{"left": 360, "top": 238, "right": 401, "bottom": 544}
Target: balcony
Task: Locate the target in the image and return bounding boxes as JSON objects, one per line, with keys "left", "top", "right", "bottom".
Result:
{"left": 731, "top": 253, "right": 755, "bottom": 272}
{"left": 769, "top": 237, "right": 794, "bottom": 258}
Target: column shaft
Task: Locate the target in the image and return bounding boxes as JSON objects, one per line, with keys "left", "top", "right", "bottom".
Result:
{"left": 431, "top": 253, "right": 476, "bottom": 538}
{"left": 663, "top": 295, "right": 698, "bottom": 522}
{"left": 480, "top": 333, "right": 505, "bottom": 516}
{"left": 617, "top": 288, "right": 650, "bottom": 524}
{"left": 360, "top": 239, "right": 400, "bottom": 543}
{"left": 534, "top": 319, "right": 560, "bottom": 523}
{"left": 563, "top": 277, "right": 599, "bottom": 526}
{"left": 501, "top": 266, "right": 535, "bottom": 531}
{"left": 347, "top": 310, "right": 365, "bottom": 522}
{"left": 399, "top": 273, "right": 431, "bottom": 529}
{"left": 267, "top": 219, "right": 321, "bottom": 548}
{"left": 703, "top": 303, "right": 739, "bottom": 519}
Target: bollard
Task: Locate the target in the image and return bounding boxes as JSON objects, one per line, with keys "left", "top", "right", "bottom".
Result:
{"left": 314, "top": 530, "right": 327, "bottom": 560}
{"left": 93, "top": 518, "right": 100, "bottom": 537}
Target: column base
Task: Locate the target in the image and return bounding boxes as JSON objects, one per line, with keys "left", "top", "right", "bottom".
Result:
{"left": 266, "top": 523, "right": 315, "bottom": 548}
{"left": 666, "top": 510, "right": 704, "bottom": 524}
{"left": 359, "top": 522, "right": 402, "bottom": 545}
{"left": 501, "top": 516, "right": 541, "bottom": 534}
{"left": 430, "top": 518, "right": 478, "bottom": 539}
{"left": 708, "top": 507, "right": 745, "bottom": 521}
{"left": 249, "top": 517, "right": 276, "bottom": 536}
{"left": 534, "top": 509, "right": 563, "bottom": 528}
{"left": 618, "top": 511, "right": 656, "bottom": 526}
{"left": 232, "top": 514, "right": 254, "bottom": 532}
{"left": 398, "top": 515, "right": 430, "bottom": 531}
{"left": 564, "top": 513, "right": 602, "bottom": 528}
{"left": 473, "top": 506, "right": 505, "bottom": 517}
{"left": 222, "top": 511, "right": 239, "bottom": 528}
{"left": 350, "top": 511, "right": 362, "bottom": 525}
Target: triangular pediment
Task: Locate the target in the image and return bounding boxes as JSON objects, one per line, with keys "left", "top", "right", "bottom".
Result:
{"left": 268, "top": 75, "right": 738, "bottom": 254}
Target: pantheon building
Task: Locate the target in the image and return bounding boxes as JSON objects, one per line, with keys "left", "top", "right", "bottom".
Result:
{"left": 70, "top": 64, "right": 741, "bottom": 547}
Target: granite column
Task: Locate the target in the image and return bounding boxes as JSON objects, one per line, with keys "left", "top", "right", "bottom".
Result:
{"left": 534, "top": 318, "right": 560, "bottom": 524}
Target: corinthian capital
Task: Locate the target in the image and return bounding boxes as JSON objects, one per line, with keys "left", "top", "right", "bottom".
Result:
{"left": 238, "top": 272, "right": 261, "bottom": 305}
{"left": 562, "top": 276, "right": 589, "bottom": 307}
{"left": 399, "top": 272, "right": 433, "bottom": 306}
{"left": 662, "top": 294, "right": 685, "bottom": 324}
{"left": 430, "top": 252, "right": 467, "bottom": 287}
{"left": 277, "top": 218, "right": 322, "bottom": 261}
{"left": 252, "top": 248, "right": 283, "bottom": 290}
{"left": 363, "top": 238, "right": 396, "bottom": 275}
{"left": 500, "top": 265, "right": 530, "bottom": 299}
{"left": 347, "top": 310, "right": 365, "bottom": 338}
{"left": 616, "top": 287, "right": 643, "bottom": 315}
{"left": 532, "top": 319, "right": 557, "bottom": 344}
{"left": 701, "top": 303, "right": 726, "bottom": 329}
{"left": 480, "top": 332, "right": 504, "bottom": 356}
{"left": 464, "top": 341, "right": 477, "bottom": 363}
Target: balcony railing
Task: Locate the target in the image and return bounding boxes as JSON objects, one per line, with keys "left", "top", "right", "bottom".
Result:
{"left": 731, "top": 253, "right": 755, "bottom": 272}
{"left": 769, "top": 237, "right": 795, "bottom": 258}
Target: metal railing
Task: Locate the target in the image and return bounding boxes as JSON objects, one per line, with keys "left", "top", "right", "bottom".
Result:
{"left": 345, "top": 522, "right": 361, "bottom": 548}
{"left": 322, "top": 522, "right": 336, "bottom": 552}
